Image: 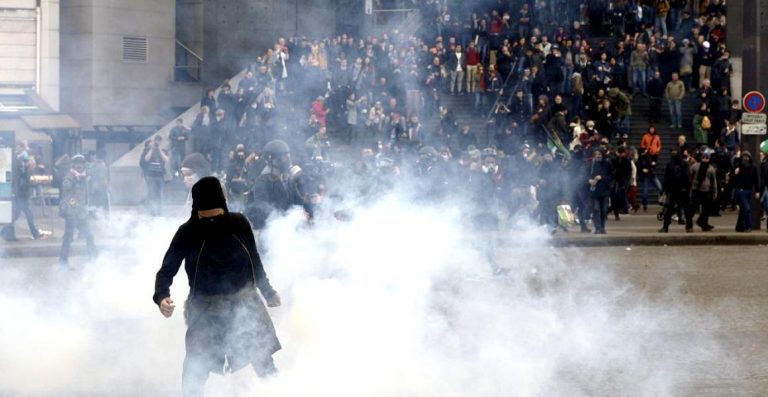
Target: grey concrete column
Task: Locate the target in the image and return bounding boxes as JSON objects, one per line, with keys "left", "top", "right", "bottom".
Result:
{"left": 739, "top": 0, "right": 767, "bottom": 229}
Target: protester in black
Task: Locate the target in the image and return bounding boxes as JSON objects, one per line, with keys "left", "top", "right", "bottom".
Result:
{"left": 154, "top": 176, "right": 281, "bottom": 397}
{"left": 588, "top": 149, "right": 614, "bottom": 234}
{"left": 659, "top": 151, "right": 694, "bottom": 232}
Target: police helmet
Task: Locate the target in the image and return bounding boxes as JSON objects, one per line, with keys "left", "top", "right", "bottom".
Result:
{"left": 263, "top": 140, "right": 291, "bottom": 159}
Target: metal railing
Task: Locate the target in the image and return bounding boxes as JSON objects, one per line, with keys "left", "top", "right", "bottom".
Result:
{"left": 174, "top": 40, "right": 202, "bottom": 82}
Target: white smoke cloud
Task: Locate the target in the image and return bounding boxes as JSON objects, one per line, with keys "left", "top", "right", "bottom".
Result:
{"left": 0, "top": 192, "right": 740, "bottom": 397}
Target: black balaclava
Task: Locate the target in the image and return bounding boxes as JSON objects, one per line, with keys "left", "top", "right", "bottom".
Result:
{"left": 191, "top": 176, "right": 228, "bottom": 212}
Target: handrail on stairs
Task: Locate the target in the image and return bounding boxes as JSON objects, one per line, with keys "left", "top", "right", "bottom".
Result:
{"left": 175, "top": 40, "right": 203, "bottom": 62}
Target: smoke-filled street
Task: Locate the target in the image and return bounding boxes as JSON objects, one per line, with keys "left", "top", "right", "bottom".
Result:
{"left": 1, "top": 0, "right": 766, "bottom": 395}
{"left": 1, "top": 204, "right": 766, "bottom": 396}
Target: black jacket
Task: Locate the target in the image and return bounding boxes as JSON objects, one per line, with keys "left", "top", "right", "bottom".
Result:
{"left": 589, "top": 158, "right": 614, "bottom": 198}
{"left": 153, "top": 212, "right": 276, "bottom": 305}
{"left": 731, "top": 161, "right": 759, "bottom": 191}
{"left": 662, "top": 156, "right": 692, "bottom": 193}
{"left": 246, "top": 168, "right": 306, "bottom": 229}
{"left": 647, "top": 77, "right": 665, "bottom": 99}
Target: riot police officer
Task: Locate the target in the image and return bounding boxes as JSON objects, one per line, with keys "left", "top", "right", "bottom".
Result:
{"left": 245, "top": 140, "right": 306, "bottom": 229}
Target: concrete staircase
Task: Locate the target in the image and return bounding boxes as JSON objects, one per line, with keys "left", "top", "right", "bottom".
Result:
{"left": 440, "top": 93, "right": 493, "bottom": 146}
{"left": 628, "top": 94, "right": 699, "bottom": 175}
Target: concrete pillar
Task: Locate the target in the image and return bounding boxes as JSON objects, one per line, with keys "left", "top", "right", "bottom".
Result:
{"left": 737, "top": 0, "right": 767, "bottom": 229}
{"left": 39, "top": 0, "right": 60, "bottom": 111}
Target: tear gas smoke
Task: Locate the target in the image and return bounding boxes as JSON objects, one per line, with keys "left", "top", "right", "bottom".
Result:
{"left": 0, "top": 187, "right": 738, "bottom": 397}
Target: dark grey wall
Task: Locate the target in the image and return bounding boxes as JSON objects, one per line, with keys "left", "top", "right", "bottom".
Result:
{"left": 176, "top": 0, "right": 204, "bottom": 56}
{"left": 201, "top": 0, "right": 343, "bottom": 87}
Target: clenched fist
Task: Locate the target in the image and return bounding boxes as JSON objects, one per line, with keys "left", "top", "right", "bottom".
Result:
{"left": 159, "top": 297, "right": 176, "bottom": 318}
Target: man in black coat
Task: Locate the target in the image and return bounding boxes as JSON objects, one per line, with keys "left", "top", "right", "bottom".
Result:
{"left": 611, "top": 147, "right": 633, "bottom": 220}
{"left": 647, "top": 71, "right": 665, "bottom": 124}
{"left": 588, "top": 149, "right": 614, "bottom": 234}
{"left": 659, "top": 151, "right": 694, "bottom": 232}
{"left": 154, "top": 176, "right": 281, "bottom": 397}
{"left": 567, "top": 147, "right": 593, "bottom": 232}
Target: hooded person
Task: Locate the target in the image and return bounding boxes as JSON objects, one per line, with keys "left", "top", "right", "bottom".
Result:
{"left": 153, "top": 176, "right": 282, "bottom": 397}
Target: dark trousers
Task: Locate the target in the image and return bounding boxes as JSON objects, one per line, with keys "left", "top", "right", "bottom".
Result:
{"left": 694, "top": 190, "right": 714, "bottom": 228}
{"left": 591, "top": 196, "right": 609, "bottom": 232}
{"left": 171, "top": 147, "right": 185, "bottom": 174}
{"left": 60, "top": 217, "right": 96, "bottom": 264}
{"left": 611, "top": 184, "right": 629, "bottom": 216}
{"left": 572, "top": 188, "right": 592, "bottom": 230}
{"left": 649, "top": 97, "right": 662, "bottom": 122}
{"left": 663, "top": 190, "right": 693, "bottom": 229}
{"left": 734, "top": 189, "right": 753, "bottom": 231}
{"left": 1, "top": 197, "right": 40, "bottom": 239}
{"left": 539, "top": 199, "right": 559, "bottom": 228}
{"left": 145, "top": 176, "right": 164, "bottom": 216}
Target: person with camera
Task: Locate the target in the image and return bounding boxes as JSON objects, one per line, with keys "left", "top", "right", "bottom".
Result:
{"left": 169, "top": 118, "right": 190, "bottom": 177}
{"left": 58, "top": 154, "right": 97, "bottom": 268}
{"left": 226, "top": 144, "right": 251, "bottom": 213}
{"left": 1, "top": 141, "right": 51, "bottom": 241}
{"left": 153, "top": 176, "right": 281, "bottom": 397}
{"left": 141, "top": 135, "right": 169, "bottom": 217}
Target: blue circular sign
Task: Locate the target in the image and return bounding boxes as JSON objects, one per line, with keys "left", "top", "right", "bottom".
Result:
{"left": 743, "top": 91, "right": 766, "bottom": 113}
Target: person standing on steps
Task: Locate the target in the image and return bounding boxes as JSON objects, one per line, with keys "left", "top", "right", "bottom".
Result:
{"left": 665, "top": 72, "right": 686, "bottom": 129}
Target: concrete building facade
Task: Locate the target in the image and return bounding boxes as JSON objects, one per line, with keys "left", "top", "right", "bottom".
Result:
{"left": 0, "top": 0, "right": 60, "bottom": 110}
{"left": 60, "top": 0, "right": 177, "bottom": 129}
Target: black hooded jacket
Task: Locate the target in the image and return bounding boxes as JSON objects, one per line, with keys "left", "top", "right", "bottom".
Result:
{"left": 153, "top": 212, "right": 276, "bottom": 305}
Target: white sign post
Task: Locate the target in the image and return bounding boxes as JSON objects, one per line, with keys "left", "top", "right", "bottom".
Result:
{"left": 741, "top": 113, "right": 767, "bottom": 124}
{"left": 742, "top": 124, "right": 767, "bottom": 136}
{"left": 365, "top": 0, "right": 373, "bottom": 15}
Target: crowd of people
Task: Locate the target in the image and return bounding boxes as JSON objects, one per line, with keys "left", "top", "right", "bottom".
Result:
{"left": 2, "top": 1, "right": 765, "bottom": 249}
{"left": 131, "top": 0, "right": 768, "bottom": 234}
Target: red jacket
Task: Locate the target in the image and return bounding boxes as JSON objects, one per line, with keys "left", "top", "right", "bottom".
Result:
{"left": 311, "top": 100, "right": 328, "bottom": 126}
{"left": 490, "top": 17, "right": 503, "bottom": 34}
{"left": 466, "top": 48, "right": 481, "bottom": 66}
